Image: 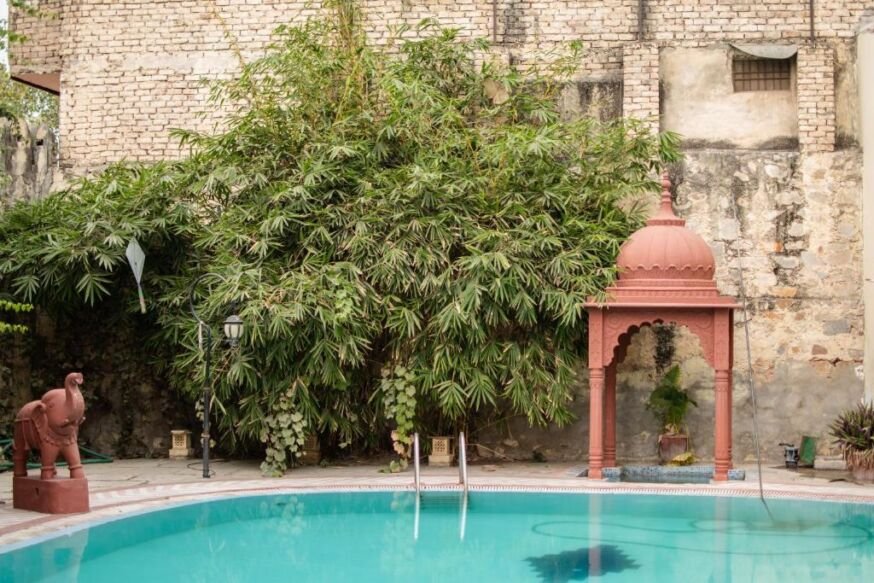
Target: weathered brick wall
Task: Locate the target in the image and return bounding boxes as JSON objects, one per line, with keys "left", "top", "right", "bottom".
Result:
{"left": 8, "top": 0, "right": 62, "bottom": 75}
{"left": 9, "top": 1, "right": 872, "bottom": 170}
{"left": 622, "top": 42, "right": 659, "bottom": 129}
{"left": 797, "top": 45, "right": 837, "bottom": 153}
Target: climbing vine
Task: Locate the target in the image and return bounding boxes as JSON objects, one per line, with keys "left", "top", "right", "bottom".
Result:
{"left": 379, "top": 365, "right": 418, "bottom": 472}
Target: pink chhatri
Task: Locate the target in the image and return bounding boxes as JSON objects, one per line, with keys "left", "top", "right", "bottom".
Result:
{"left": 585, "top": 173, "right": 739, "bottom": 481}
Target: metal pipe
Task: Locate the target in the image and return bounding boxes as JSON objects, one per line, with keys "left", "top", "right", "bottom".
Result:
{"left": 458, "top": 431, "right": 468, "bottom": 491}
{"left": 189, "top": 272, "right": 228, "bottom": 479}
{"left": 638, "top": 0, "right": 645, "bottom": 40}
{"left": 413, "top": 432, "right": 421, "bottom": 492}
{"left": 809, "top": 0, "right": 815, "bottom": 45}
{"left": 491, "top": 0, "right": 497, "bottom": 44}
{"left": 459, "top": 490, "right": 468, "bottom": 541}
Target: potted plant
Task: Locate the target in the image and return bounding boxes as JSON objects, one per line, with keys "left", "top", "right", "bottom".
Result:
{"left": 830, "top": 402, "right": 874, "bottom": 482}
{"left": 645, "top": 365, "right": 697, "bottom": 463}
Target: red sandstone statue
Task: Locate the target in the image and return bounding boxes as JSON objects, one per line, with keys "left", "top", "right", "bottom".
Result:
{"left": 13, "top": 372, "right": 87, "bottom": 480}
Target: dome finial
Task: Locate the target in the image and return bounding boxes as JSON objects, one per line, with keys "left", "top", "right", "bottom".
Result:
{"left": 660, "top": 171, "right": 673, "bottom": 214}
{"left": 647, "top": 170, "right": 685, "bottom": 226}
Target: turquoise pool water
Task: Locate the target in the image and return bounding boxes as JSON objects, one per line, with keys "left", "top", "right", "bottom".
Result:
{"left": 1, "top": 491, "right": 873, "bottom": 582}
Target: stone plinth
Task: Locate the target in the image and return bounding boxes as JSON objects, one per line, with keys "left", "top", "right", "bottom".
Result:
{"left": 13, "top": 477, "right": 90, "bottom": 514}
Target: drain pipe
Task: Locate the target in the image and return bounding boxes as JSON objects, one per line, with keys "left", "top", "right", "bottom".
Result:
{"left": 808, "top": 0, "right": 816, "bottom": 46}
{"left": 861, "top": 20, "right": 874, "bottom": 405}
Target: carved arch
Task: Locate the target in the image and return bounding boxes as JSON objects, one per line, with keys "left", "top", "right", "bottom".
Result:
{"left": 600, "top": 309, "right": 718, "bottom": 369}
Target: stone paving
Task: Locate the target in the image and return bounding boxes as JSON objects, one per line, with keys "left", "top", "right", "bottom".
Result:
{"left": 0, "top": 459, "right": 872, "bottom": 548}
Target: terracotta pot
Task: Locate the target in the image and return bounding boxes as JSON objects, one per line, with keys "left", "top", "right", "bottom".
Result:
{"left": 658, "top": 434, "right": 689, "bottom": 463}
{"left": 850, "top": 465, "right": 874, "bottom": 483}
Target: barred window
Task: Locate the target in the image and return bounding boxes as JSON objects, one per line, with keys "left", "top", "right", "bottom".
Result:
{"left": 732, "top": 58, "right": 792, "bottom": 92}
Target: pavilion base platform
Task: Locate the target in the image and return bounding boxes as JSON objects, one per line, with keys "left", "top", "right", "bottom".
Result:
{"left": 579, "top": 465, "right": 746, "bottom": 483}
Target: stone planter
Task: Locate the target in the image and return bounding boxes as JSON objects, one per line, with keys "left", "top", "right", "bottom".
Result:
{"left": 658, "top": 434, "right": 689, "bottom": 463}
{"left": 428, "top": 436, "right": 454, "bottom": 466}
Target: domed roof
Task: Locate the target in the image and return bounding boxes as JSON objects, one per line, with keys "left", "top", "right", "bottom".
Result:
{"left": 616, "top": 175, "right": 715, "bottom": 283}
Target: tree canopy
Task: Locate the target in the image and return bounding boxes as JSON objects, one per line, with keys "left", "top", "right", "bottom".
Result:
{"left": 0, "top": 6, "right": 678, "bottom": 473}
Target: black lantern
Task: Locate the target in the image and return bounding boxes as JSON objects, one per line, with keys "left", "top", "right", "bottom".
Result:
{"left": 223, "top": 314, "right": 244, "bottom": 346}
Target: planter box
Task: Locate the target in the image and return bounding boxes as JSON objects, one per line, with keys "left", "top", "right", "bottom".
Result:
{"left": 658, "top": 434, "right": 689, "bottom": 463}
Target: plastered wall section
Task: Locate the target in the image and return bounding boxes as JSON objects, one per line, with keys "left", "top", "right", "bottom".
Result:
{"left": 8, "top": 1, "right": 872, "bottom": 171}
{"left": 660, "top": 47, "right": 799, "bottom": 149}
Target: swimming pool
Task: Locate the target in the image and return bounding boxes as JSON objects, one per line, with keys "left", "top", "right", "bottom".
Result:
{"left": 1, "top": 490, "right": 872, "bottom": 582}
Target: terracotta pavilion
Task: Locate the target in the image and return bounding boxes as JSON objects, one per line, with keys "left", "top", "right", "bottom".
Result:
{"left": 585, "top": 174, "right": 740, "bottom": 481}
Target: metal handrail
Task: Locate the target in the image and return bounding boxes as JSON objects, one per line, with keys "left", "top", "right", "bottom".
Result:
{"left": 413, "top": 432, "right": 421, "bottom": 493}
{"left": 458, "top": 431, "right": 468, "bottom": 491}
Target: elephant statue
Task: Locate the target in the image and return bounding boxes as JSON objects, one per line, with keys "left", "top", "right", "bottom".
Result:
{"left": 13, "top": 372, "right": 87, "bottom": 480}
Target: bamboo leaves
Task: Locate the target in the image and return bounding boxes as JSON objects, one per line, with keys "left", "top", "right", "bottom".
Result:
{"left": 0, "top": 10, "right": 678, "bottom": 473}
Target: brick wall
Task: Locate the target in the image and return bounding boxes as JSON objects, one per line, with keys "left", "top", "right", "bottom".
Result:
{"left": 9, "top": 0, "right": 61, "bottom": 74}
{"left": 797, "top": 46, "right": 837, "bottom": 153}
{"left": 622, "top": 42, "right": 660, "bottom": 131}
{"left": 8, "top": 1, "right": 869, "bottom": 168}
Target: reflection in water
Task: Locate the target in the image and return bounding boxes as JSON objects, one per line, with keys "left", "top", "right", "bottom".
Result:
{"left": 525, "top": 545, "right": 639, "bottom": 582}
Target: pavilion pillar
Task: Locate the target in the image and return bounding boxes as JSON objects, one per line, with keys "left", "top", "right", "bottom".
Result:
{"left": 604, "top": 364, "right": 617, "bottom": 468}
{"left": 588, "top": 367, "right": 606, "bottom": 479}
{"left": 714, "top": 369, "right": 733, "bottom": 481}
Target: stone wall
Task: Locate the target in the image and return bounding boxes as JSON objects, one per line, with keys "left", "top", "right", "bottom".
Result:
{"left": 0, "top": 119, "right": 59, "bottom": 203}
{"left": 0, "top": 307, "right": 189, "bottom": 458}
{"left": 481, "top": 149, "right": 864, "bottom": 464}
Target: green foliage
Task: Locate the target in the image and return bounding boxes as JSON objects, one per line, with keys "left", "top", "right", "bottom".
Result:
{"left": 0, "top": 7, "right": 679, "bottom": 473}
{"left": 0, "top": 68, "right": 59, "bottom": 127}
{"left": 830, "top": 402, "right": 874, "bottom": 470}
{"left": 0, "top": 297, "right": 31, "bottom": 334}
{"left": 645, "top": 365, "right": 697, "bottom": 435}
{"left": 379, "top": 365, "right": 417, "bottom": 462}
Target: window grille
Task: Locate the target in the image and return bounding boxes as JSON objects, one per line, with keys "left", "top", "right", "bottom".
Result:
{"left": 732, "top": 58, "right": 792, "bottom": 92}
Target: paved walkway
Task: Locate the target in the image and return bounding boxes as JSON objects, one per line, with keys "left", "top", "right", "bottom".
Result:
{"left": 1, "top": 459, "right": 872, "bottom": 548}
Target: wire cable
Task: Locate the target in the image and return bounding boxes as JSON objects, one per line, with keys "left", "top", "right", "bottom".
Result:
{"left": 728, "top": 193, "right": 773, "bottom": 519}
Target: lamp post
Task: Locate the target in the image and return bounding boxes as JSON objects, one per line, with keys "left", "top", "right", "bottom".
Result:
{"left": 189, "top": 274, "right": 244, "bottom": 479}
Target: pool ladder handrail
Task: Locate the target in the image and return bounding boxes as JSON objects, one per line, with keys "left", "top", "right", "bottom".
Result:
{"left": 458, "top": 431, "right": 469, "bottom": 492}
{"left": 413, "top": 432, "right": 421, "bottom": 493}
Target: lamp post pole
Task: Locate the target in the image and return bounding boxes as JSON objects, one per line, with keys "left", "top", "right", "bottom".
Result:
{"left": 188, "top": 273, "right": 244, "bottom": 479}
{"left": 189, "top": 273, "right": 221, "bottom": 480}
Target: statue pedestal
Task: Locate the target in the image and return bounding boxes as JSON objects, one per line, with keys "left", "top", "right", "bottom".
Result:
{"left": 13, "top": 477, "right": 90, "bottom": 514}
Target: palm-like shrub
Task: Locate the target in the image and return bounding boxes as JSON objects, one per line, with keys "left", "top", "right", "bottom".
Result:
{"left": 830, "top": 402, "right": 874, "bottom": 470}
{"left": 645, "top": 365, "right": 697, "bottom": 435}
